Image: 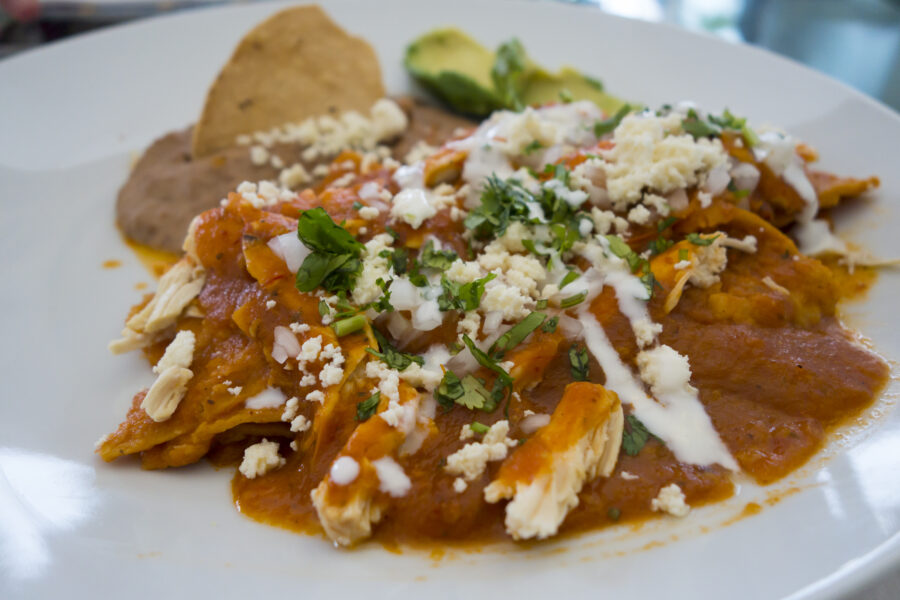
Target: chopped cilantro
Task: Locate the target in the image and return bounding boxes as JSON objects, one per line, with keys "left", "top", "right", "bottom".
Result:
{"left": 419, "top": 239, "right": 458, "bottom": 271}
{"left": 678, "top": 248, "right": 689, "bottom": 261}
{"left": 352, "top": 201, "right": 363, "bottom": 211}
{"left": 536, "top": 298, "right": 548, "bottom": 310}
{"left": 648, "top": 237, "right": 674, "bottom": 256}
{"left": 657, "top": 216, "right": 678, "bottom": 232}
{"left": 622, "top": 414, "right": 655, "bottom": 456}
{"left": 365, "top": 329, "right": 424, "bottom": 371}
{"left": 318, "top": 300, "right": 331, "bottom": 318}
{"left": 295, "top": 207, "right": 364, "bottom": 293}
{"left": 568, "top": 345, "right": 590, "bottom": 381}
{"left": 558, "top": 88, "right": 574, "bottom": 103}
{"left": 380, "top": 247, "right": 409, "bottom": 275}
{"left": 489, "top": 312, "right": 547, "bottom": 358}
{"left": 593, "top": 104, "right": 632, "bottom": 137}
{"left": 435, "top": 370, "right": 498, "bottom": 412}
{"left": 356, "top": 391, "right": 380, "bottom": 421}
{"left": 607, "top": 507, "right": 621, "bottom": 521}
{"left": 438, "top": 273, "right": 496, "bottom": 312}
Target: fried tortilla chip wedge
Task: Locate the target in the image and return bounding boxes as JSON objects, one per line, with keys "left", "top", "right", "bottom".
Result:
{"left": 192, "top": 5, "right": 385, "bottom": 158}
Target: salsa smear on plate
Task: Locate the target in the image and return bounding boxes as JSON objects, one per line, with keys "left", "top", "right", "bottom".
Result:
{"left": 96, "top": 5, "right": 891, "bottom": 547}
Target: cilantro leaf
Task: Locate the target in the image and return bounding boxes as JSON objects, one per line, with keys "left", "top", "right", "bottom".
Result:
{"left": 295, "top": 207, "right": 364, "bottom": 293}
{"left": 491, "top": 38, "right": 528, "bottom": 111}
{"left": 438, "top": 273, "right": 496, "bottom": 312}
{"left": 366, "top": 329, "right": 424, "bottom": 371}
{"left": 356, "top": 391, "right": 380, "bottom": 421}
{"left": 489, "top": 312, "right": 547, "bottom": 358}
{"left": 435, "top": 370, "right": 497, "bottom": 412}
{"left": 622, "top": 414, "right": 655, "bottom": 456}
{"left": 594, "top": 104, "right": 632, "bottom": 137}
{"left": 568, "top": 345, "right": 589, "bottom": 381}
{"left": 380, "top": 247, "right": 409, "bottom": 275}
{"left": 419, "top": 240, "right": 458, "bottom": 271}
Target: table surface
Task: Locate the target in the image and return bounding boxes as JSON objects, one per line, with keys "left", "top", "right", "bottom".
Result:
{"left": 1, "top": 0, "right": 898, "bottom": 597}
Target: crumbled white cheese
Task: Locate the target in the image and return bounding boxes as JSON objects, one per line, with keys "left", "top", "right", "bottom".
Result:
{"left": 249, "top": 145, "right": 269, "bottom": 166}
{"left": 279, "top": 163, "right": 310, "bottom": 188}
{"left": 453, "top": 477, "right": 468, "bottom": 493}
{"left": 358, "top": 206, "right": 380, "bottom": 220}
{"left": 306, "top": 390, "right": 325, "bottom": 404}
{"left": 620, "top": 471, "right": 639, "bottom": 480}
{"left": 239, "top": 439, "right": 285, "bottom": 479}
{"left": 319, "top": 363, "right": 344, "bottom": 387}
{"left": 282, "top": 396, "right": 300, "bottom": 421}
{"left": 297, "top": 335, "right": 323, "bottom": 362}
{"left": 366, "top": 360, "right": 400, "bottom": 402}
{"left": 651, "top": 483, "right": 690, "bottom": 517}
{"left": 351, "top": 233, "right": 393, "bottom": 305}
{"left": 602, "top": 112, "right": 728, "bottom": 210}
{"left": 265, "top": 300, "right": 277, "bottom": 310}
{"left": 290, "top": 415, "right": 311, "bottom": 433}
{"left": 289, "top": 322, "right": 310, "bottom": 334}
{"left": 227, "top": 385, "right": 243, "bottom": 396}
{"left": 445, "top": 420, "right": 516, "bottom": 482}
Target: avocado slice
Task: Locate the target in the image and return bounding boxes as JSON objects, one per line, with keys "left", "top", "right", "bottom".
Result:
{"left": 404, "top": 28, "right": 502, "bottom": 116}
{"left": 404, "top": 28, "right": 629, "bottom": 118}
{"left": 521, "top": 67, "right": 627, "bottom": 115}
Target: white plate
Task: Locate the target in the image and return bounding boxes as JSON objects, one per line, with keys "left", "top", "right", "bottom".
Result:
{"left": 1, "top": 1, "right": 898, "bottom": 598}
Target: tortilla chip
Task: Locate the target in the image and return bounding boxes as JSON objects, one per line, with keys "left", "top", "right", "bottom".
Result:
{"left": 192, "top": 5, "right": 385, "bottom": 158}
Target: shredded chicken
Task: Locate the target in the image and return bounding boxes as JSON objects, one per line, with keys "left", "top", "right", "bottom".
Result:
{"left": 484, "top": 382, "right": 624, "bottom": 540}
{"left": 109, "top": 256, "right": 206, "bottom": 353}
{"left": 141, "top": 330, "right": 195, "bottom": 421}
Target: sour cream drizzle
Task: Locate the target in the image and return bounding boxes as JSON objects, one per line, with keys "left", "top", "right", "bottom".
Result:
{"left": 578, "top": 312, "right": 738, "bottom": 470}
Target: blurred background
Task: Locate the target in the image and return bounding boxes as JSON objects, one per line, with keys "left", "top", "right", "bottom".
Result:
{"left": 1, "top": 0, "right": 899, "bottom": 111}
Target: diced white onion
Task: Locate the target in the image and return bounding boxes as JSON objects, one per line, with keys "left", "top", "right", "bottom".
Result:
{"left": 482, "top": 311, "right": 503, "bottom": 334}
{"left": 447, "top": 347, "right": 479, "bottom": 376}
{"left": 389, "top": 278, "right": 420, "bottom": 311}
{"left": 705, "top": 164, "right": 730, "bottom": 196}
{"left": 273, "top": 325, "right": 301, "bottom": 363}
{"left": 667, "top": 188, "right": 689, "bottom": 212}
{"left": 386, "top": 312, "right": 414, "bottom": 340}
{"left": 520, "top": 413, "right": 551, "bottom": 434}
{"left": 730, "top": 162, "right": 760, "bottom": 193}
{"left": 557, "top": 314, "right": 584, "bottom": 339}
{"left": 412, "top": 300, "right": 442, "bottom": 331}
{"left": 267, "top": 233, "right": 310, "bottom": 274}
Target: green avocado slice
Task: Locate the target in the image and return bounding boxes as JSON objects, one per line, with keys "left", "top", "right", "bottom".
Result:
{"left": 521, "top": 67, "right": 627, "bottom": 115}
{"left": 404, "top": 28, "right": 502, "bottom": 116}
{"left": 404, "top": 27, "right": 628, "bottom": 118}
